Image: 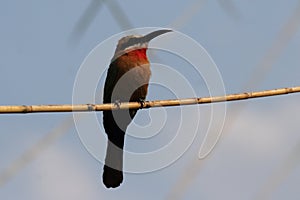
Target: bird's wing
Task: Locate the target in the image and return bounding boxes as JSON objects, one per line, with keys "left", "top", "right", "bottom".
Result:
{"left": 103, "top": 61, "right": 119, "bottom": 103}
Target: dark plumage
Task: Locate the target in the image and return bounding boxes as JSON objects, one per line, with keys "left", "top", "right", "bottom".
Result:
{"left": 102, "top": 30, "right": 172, "bottom": 188}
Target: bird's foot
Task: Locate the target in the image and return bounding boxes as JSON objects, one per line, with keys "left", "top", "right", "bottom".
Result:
{"left": 138, "top": 98, "right": 146, "bottom": 109}
{"left": 114, "top": 100, "right": 121, "bottom": 109}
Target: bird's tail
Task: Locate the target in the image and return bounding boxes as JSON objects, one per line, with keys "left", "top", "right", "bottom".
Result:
{"left": 103, "top": 129, "right": 125, "bottom": 188}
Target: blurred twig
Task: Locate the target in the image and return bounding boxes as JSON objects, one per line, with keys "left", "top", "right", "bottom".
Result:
{"left": 169, "top": 0, "right": 206, "bottom": 29}
{"left": 167, "top": 2, "right": 300, "bottom": 199}
{"left": 105, "top": 0, "right": 133, "bottom": 30}
{"left": 1, "top": 86, "right": 300, "bottom": 186}
{"left": 0, "top": 118, "right": 74, "bottom": 187}
{"left": 243, "top": 2, "right": 300, "bottom": 91}
{"left": 2, "top": 0, "right": 134, "bottom": 187}
{"left": 254, "top": 140, "right": 300, "bottom": 200}
{"left": 1, "top": 0, "right": 207, "bottom": 189}
{"left": 69, "top": 0, "right": 132, "bottom": 43}
{"left": 251, "top": 3, "right": 300, "bottom": 199}
{"left": 217, "top": 0, "right": 241, "bottom": 20}
{"left": 69, "top": 0, "right": 106, "bottom": 43}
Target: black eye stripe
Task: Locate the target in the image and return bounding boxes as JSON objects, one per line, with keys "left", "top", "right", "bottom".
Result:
{"left": 120, "top": 38, "right": 143, "bottom": 50}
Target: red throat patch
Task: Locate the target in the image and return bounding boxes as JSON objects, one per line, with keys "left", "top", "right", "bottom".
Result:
{"left": 130, "top": 48, "right": 147, "bottom": 60}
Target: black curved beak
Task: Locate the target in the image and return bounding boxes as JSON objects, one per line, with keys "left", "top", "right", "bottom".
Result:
{"left": 142, "top": 29, "right": 172, "bottom": 43}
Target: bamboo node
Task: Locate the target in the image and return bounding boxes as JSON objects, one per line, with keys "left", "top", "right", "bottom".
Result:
{"left": 23, "top": 105, "right": 31, "bottom": 113}
{"left": 87, "top": 104, "right": 95, "bottom": 111}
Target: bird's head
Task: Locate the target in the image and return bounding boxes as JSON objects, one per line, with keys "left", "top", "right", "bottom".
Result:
{"left": 113, "top": 29, "right": 172, "bottom": 57}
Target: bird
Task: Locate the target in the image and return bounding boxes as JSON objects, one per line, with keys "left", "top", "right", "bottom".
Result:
{"left": 102, "top": 29, "right": 172, "bottom": 188}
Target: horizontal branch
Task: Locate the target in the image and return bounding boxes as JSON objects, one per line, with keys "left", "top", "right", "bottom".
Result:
{"left": 1, "top": 86, "right": 300, "bottom": 114}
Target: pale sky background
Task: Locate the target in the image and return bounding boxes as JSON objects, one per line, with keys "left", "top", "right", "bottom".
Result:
{"left": 1, "top": 0, "right": 300, "bottom": 200}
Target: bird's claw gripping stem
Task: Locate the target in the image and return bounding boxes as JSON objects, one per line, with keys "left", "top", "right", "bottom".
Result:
{"left": 138, "top": 98, "right": 146, "bottom": 109}
{"left": 114, "top": 100, "right": 121, "bottom": 109}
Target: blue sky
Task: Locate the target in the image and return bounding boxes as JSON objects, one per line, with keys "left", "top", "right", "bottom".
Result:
{"left": 1, "top": 0, "right": 300, "bottom": 200}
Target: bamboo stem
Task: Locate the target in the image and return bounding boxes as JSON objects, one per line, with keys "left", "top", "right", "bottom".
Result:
{"left": 1, "top": 86, "right": 300, "bottom": 114}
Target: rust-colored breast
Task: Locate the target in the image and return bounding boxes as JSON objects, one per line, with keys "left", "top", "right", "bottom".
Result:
{"left": 103, "top": 49, "right": 151, "bottom": 104}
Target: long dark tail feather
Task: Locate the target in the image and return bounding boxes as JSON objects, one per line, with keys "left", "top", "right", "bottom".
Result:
{"left": 102, "top": 108, "right": 137, "bottom": 188}
{"left": 103, "top": 164, "right": 123, "bottom": 188}
{"left": 103, "top": 126, "right": 125, "bottom": 188}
